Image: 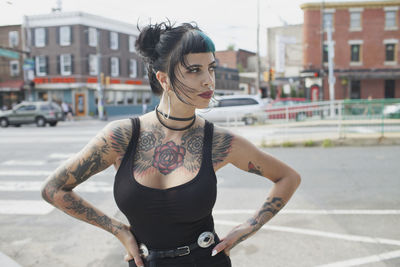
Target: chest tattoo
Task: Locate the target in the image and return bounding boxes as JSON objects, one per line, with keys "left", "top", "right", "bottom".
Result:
{"left": 133, "top": 125, "right": 204, "bottom": 175}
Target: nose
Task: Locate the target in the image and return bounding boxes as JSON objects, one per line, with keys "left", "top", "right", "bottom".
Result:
{"left": 202, "top": 71, "right": 215, "bottom": 89}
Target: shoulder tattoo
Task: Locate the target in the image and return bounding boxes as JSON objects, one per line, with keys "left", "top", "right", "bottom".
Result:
{"left": 212, "top": 130, "right": 234, "bottom": 165}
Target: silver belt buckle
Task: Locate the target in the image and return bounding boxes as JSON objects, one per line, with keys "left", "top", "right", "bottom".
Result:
{"left": 197, "top": 231, "right": 215, "bottom": 248}
{"left": 139, "top": 243, "right": 149, "bottom": 259}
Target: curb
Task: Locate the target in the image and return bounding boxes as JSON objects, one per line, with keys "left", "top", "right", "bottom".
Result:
{"left": 0, "top": 252, "right": 22, "bottom": 267}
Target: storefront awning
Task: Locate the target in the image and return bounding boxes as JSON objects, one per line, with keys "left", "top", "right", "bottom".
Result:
{"left": 0, "top": 80, "right": 24, "bottom": 92}
{"left": 337, "top": 69, "right": 400, "bottom": 79}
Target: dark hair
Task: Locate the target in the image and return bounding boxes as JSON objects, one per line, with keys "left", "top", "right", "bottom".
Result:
{"left": 135, "top": 21, "right": 215, "bottom": 103}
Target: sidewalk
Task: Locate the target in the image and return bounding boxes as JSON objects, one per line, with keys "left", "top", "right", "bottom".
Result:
{"left": 0, "top": 251, "right": 22, "bottom": 267}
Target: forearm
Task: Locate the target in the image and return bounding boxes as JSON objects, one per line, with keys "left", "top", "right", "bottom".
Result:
{"left": 233, "top": 173, "right": 301, "bottom": 247}
{"left": 44, "top": 187, "right": 126, "bottom": 236}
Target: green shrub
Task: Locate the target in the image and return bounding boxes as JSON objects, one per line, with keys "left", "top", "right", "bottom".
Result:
{"left": 304, "top": 140, "right": 316, "bottom": 147}
{"left": 282, "top": 141, "right": 295, "bottom": 147}
{"left": 322, "top": 139, "right": 334, "bottom": 148}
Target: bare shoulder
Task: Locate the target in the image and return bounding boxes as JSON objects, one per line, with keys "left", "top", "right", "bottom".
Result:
{"left": 102, "top": 118, "right": 133, "bottom": 156}
{"left": 211, "top": 125, "right": 235, "bottom": 170}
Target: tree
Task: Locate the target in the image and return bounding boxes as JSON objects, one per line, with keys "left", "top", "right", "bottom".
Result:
{"left": 227, "top": 44, "right": 236, "bottom": 51}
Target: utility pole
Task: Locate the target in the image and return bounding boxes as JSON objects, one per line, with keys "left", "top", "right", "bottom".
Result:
{"left": 326, "top": 20, "right": 335, "bottom": 117}
{"left": 255, "top": 0, "right": 261, "bottom": 95}
{"left": 320, "top": 0, "right": 325, "bottom": 101}
{"left": 96, "top": 30, "right": 104, "bottom": 120}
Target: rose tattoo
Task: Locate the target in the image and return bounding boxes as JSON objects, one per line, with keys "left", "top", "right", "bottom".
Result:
{"left": 152, "top": 141, "right": 186, "bottom": 175}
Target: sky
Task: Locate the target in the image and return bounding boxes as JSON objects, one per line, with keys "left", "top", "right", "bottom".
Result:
{"left": 0, "top": 0, "right": 381, "bottom": 55}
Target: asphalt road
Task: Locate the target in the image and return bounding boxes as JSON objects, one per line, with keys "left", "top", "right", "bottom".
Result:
{"left": 0, "top": 120, "right": 399, "bottom": 267}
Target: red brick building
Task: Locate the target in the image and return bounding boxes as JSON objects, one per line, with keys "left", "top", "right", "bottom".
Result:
{"left": 215, "top": 49, "right": 256, "bottom": 71}
{"left": 301, "top": 1, "right": 400, "bottom": 100}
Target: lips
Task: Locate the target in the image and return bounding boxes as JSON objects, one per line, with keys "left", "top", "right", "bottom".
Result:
{"left": 198, "top": 90, "right": 213, "bottom": 99}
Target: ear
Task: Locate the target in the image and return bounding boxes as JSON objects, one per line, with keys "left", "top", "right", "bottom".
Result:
{"left": 156, "top": 71, "right": 170, "bottom": 91}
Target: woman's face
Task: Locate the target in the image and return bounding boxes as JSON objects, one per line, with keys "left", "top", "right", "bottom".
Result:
{"left": 174, "top": 52, "right": 216, "bottom": 109}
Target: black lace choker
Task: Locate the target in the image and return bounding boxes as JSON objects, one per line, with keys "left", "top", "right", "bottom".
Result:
{"left": 155, "top": 108, "right": 196, "bottom": 131}
{"left": 155, "top": 105, "right": 196, "bottom": 121}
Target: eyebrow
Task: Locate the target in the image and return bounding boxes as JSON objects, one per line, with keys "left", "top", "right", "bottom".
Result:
{"left": 187, "top": 61, "right": 217, "bottom": 68}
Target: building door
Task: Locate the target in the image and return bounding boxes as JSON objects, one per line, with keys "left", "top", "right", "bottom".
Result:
{"left": 350, "top": 80, "right": 361, "bottom": 99}
{"left": 384, "top": 80, "right": 395, "bottom": 98}
{"left": 75, "top": 93, "right": 86, "bottom": 116}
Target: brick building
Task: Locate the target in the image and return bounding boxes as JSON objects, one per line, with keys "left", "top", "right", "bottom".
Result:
{"left": 24, "top": 11, "right": 152, "bottom": 117}
{"left": 0, "top": 25, "right": 25, "bottom": 109}
{"left": 301, "top": 0, "right": 400, "bottom": 100}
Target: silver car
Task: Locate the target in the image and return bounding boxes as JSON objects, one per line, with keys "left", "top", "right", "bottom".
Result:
{"left": 196, "top": 95, "right": 267, "bottom": 125}
{"left": 0, "top": 101, "right": 64, "bottom": 127}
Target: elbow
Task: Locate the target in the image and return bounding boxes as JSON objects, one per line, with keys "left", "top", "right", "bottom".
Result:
{"left": 40, "top": 182, "right": 53, "bottom": 204}
{"left": 292, "top": 171, "right": 301, "bottom": 189}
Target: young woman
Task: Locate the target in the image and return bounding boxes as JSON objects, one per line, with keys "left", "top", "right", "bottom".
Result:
{"left": 41, "top": 22, "right": 301, "bottom": 267}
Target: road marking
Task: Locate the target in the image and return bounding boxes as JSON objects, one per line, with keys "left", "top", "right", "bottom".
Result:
{"left": 1, "top": 160, "right": 46, "bottom": 166}
{"left": 0, "top": 181, "right": 113, "bottom": 192}
{"left": 213, "top": 209, "right": 400, "bottom": 215}
{"left": 0, "top": 137, "right": 90, "bottom": 144}
{"left": 49, "top": 153, "right": 75, "bottom": 159}
{"left": 0, "top": 170, "right": 52, "bottom": 176}
{"left": 214, "top": 220, "right": 400, "bottom": 246}
{"left": 0, "top": 200, "right": 53, "bottom": 215}
{"left": 315, "top": 249, "right": 400, "bottom": 267}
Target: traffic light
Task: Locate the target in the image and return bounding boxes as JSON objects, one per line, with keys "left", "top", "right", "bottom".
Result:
{"left": 269, "top": 68, "right": 275, "bottom": 81}
{"left": 100, "top": 72, "right": 105, "bottom": 85}
{"left": 263, "top": 71, "right": 269, "bottom": 82}
{"left": 313, "top": 71, "right": 319, "bottom": 78}
{"left": 105, "top": 76, "right": 110, "bottom": 86}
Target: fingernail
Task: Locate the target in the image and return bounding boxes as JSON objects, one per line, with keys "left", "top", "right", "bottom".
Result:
{"left": 211, "top": 250, "right": 217, "bottom": 256}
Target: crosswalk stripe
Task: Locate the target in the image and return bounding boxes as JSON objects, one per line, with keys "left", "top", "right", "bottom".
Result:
{"left": 0, "top": 170, "right": 52, "bottom": 176}
{"left": 48, "top": 153, "right": 75, "bottom": 159}
{"left": 1, "top": 160, "right": 46, "bottom": 166}
{"left": 0, "top": 200, "right": 54, "bottom": 215}
{"left": 0, "top": 181, "right": 112, "bottom": 192}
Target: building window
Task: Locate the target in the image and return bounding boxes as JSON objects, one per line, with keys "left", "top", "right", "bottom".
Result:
{"left": 110, "top": 32, "right": 118, "bottom": 50}
{"left": 385, "top": 80, "right": 395, "bottom": 98}
{"left": 129, "top": 36, "right": 136, "bottom": 52}
{"left": 60, "top": 54, "right": 72, "bottom": 76}
{"left": 350, "top": 12, "right": 361, "bottom": 30}
{"left": 350, "top": 80, "right": 361, "bottom": 99}
{"left": 89, "top": 54, "right": 98, "bottom": 75}
{"left": 323, "top": 45, "right": 328, "bottom": 63}
{"left": 105, "top": 91, "right": 115, "bottom": 105}
{"left": 9, "top": 60, "right": 19, "bottom": 76}
{"left": 323, "top": 13, "right": 334, "bottom": 30}
{"left": 35, "top": 55, "right": 47, "bottom": 76}
{"left": 88, "top": 27, "right": 98, "bottom": 47}
{"left": 385, "top": 11, "right": 397, "bottom": 29}
{"left": 385, "top": 44, "right": 396, "bottom": 62}
{"left": 129, "top": 59, "right": 137, "bottom": 78}
{"left": 110, "top": 57, "right": 119, "bottom": 77}
{"left": 350, "top": 44, "right": 361, "bottom": 62}
{"left": 59, "top": 26, "right": 71, "bottom": 46}
{"left": 34, "top": 28, "right": 46, "bottom": 47}
{"left": 143, "top": 64, "right": 148, "bottom": 79}
{"left": 8, "top": 31, "right": 19, "bottom": 47}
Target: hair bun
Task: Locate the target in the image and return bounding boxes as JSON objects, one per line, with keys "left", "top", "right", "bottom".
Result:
{"left": 135, "top": 22, "right": 172, "bottom": 63}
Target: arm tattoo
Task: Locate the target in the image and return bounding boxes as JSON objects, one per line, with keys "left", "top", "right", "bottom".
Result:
{"left": 181, "top": 126, "right": 203, "bottom": 172}
{"left": 68, "top": 138, "right": 110, "bottom": 185}
{"left": 248, "top": 161, "right": 263, "bottom": 176}
{"left": 231, "top": 197, "right": 285, "bottom": 249}
{"left": 42, "top": 166, "right": 70, "bottom": 203}
{"left": 110, "top": 124, "right": 131, "bottom": 154}
{"left": 134, "top": 124, "right": 164, "bottom": 173}
{"left": 63, "top": 193, "right": 124, "bottom": 235}
{"left": 211, "top": 131, "right": 233, "bottom": 166}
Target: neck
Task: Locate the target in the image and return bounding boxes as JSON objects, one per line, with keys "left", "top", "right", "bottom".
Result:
{"left": 156, "top": 95, "right": 196, "bottom": 130}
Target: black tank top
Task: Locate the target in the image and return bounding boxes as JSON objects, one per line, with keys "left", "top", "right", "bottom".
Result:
{"left": 114, "top": 118, "right": 217, "bottom": 249}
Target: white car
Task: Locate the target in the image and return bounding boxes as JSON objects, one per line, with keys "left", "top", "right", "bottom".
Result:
{"left": 196, "top": 95, "right": 266, "bottom": 125}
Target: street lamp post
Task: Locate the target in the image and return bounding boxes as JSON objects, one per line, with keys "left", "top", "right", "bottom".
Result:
{"left": 96, "top": 30, "right": 104, "bottom": 120}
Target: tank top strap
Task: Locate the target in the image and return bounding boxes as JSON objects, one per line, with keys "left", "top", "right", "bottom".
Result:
{"left": 130, "top": 117, "right": 141, "bottom": 144}
{"left": 203, "top": 120, "right": 214, "bottom": 166}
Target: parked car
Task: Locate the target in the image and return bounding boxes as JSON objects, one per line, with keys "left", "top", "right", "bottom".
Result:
{"left": 265, "top": 97, "right": 314, "bottom": 121}
{"left": 383, "top": 103, "right": 400, "bottom": 118}
{"left": 0, "top": 101, "right": 64, "bottom": 128}
{"left": 196, "top": 95, "right": 266, "bottom": 125}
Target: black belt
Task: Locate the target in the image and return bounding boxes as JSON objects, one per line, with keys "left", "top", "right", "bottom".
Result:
{"left": 139, "top": 231, "right": 216, "bottom": 261}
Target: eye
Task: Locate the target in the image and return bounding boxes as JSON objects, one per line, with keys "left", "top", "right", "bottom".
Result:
{"left": 209, "top": 65, "right": 216, "bottom": 72}
{"left": 188, "top": 67, "right": 200, "bottom": 73}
